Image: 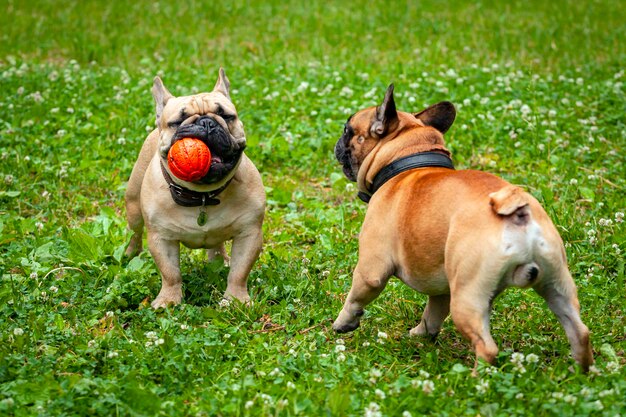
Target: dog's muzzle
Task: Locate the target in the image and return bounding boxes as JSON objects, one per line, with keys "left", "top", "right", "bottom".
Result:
{"left": 169, "top": 116, "right": 245, "bottom": 184}
{"left": 334, "top": 137, "right": 357, "bottom": 182}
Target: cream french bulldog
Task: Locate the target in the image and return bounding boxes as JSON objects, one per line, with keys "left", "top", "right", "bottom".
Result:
{"left": 125, "top": 68, "right": 265, "bottom": 309}
{"left": 331, "top": 84, "right": 593, "bottom": 371}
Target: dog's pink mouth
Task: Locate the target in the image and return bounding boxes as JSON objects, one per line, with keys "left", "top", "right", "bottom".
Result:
{"left": 211, "top": 155, "right": 223, "bottom": 166}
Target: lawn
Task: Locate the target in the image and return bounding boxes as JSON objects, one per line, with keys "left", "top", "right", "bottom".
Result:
{"left": 1, "top": 0, "right": 625, "bottom": 415}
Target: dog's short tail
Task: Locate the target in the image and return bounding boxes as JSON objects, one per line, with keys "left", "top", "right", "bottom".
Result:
{"left": 489, "top": 185, "right": 531, "bottom": 226}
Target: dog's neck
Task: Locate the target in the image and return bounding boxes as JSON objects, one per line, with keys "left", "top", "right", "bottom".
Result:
{"left": 356, "top": 127, "right": 450, "bottom": 194}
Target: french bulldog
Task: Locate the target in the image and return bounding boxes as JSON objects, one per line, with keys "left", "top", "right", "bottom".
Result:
{"left": 125, "top": 68, "right": 265, "bottom": 309}
{"left": 331, "top": 84, "right": 593, "bottom": 370}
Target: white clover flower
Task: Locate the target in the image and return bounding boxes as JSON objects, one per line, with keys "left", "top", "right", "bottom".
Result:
{"left": 563, "top": 394, "right": 576, "bottom": 404}
{"left": 374, "top": 389, "right": 386, "bottom": 399}
{"left": 402, "top": 411, "right": 412, "bottom": 417}
{"left": 335, "top": 344, "right": 346, "bottom": 353}
{"left": 154, "top": 338, "right": 165, "bottom": 346}
{"left": 419, "top": 370, "right": 430, "bottom": 378}
{"left": 525, "top": 353, "right": 539, "bottom": 364}
{"left": 377, "top": 331, "right": 388, "bottom": 339}
{"left": 286, "top": 381, "right": 296, "bottom": 390}
{"left": 337, "top": 353, "right": 346, "bottom": 362}
{"left": 218, "top": 298, "right": 231, "bottom": 308}
{"left": 223, "top": 333, "right": 231, "bottom": 339}
{"left": 580, "top": 387, "right": 593, "bottom": 397}
{"left": 107, "top": 351, "right": 118, "bottom": 358}
{"left": 105, "top": 311, "right": 114, "bottom": 318}
{"left": 259, "top": 393, "right": 273, "bottom": 405}
{"left": 277, "top": 399, "right": 288, "bottom": 408}
{"left": 476, "top": 380, "right": 489, "bottom": 395}
{"left": 370, "top": 368, "right": 382, "bottom": 378}
{"left": 515, "top": 393, "right": 524, "bottom": 400}
{"left": 552, "top": 392, "right": 564, "bottom": 400}
{"left": 589, "top": 365, "right": 601, "bottom": 375}
{"left": 598, "top": 389, "right": 614, "bottom": 398}
{"left": 13, "top": 327, "right": 24, "bottom": 336}
{"left": 422, "top": 380, "right": 435, "bottom": 394}
{"left": 145, "top": 331, "right": 157, "bottom": 340}
{"left": 49, "top": 286, "right": 58, "bottom": 293}
{"left": 145, "top": 341, "right": 153, "bottom": 347}
{"left": 606, "top": 361, "right": 619, "bottom": 373}
{"left": 29, "top": 272, "right": 38, "bottom": 279}
{"left": 569, "top": 178, "right": 578, "bottom": 185}
{"left": 511, "top": 352, "right": 525, "bottom": 365}
{"left": 364, "top": 402, "right": 382, "bottom": 417}
{"left": 593, "top": 400, "right": 604, "bottom": 410}
{"left": 180, "top": 324, "right": 189, "bottom": 330}
{"left": 362, "top": 341, "right": 370, "bottom": 347}
{"left": 615, "top": 212, "right": 624, "bottom": 223}
{"left": 244, "top": 400, "right": 254, "bottom": 409}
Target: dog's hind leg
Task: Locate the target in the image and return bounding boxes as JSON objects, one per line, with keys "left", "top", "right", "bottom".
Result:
{"left": 223, "top": 227, "right": 263, "bottom": 304}
{"left": 533, "top": 267, "right": 593, "bottom": 372}
{"left": 332, "top": 255, "right": 394, "bottom": 333}
{"left": 449, "top": 275, "right": 500, "bottom": 367}
{"left": 125, "top": 131, "right": 160, "bottom": 258}
{"left": 410, "top": 294, "right": 450, "bottom": 338}
{"left": 207, "top": 243, "right": 230, "bottom": 266}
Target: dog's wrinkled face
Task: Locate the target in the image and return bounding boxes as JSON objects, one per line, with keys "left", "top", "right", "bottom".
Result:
{"left": 335, "top": 84, "right": 456, "bottom": 181}
{"left": 153, "top": 68, "right": 246, "bottom": 185}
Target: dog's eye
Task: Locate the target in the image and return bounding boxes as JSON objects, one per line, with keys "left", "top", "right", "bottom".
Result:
{"left": 167, "top": 120, "right": 182, "bottom": 128}
{"left": 221, "top": 114, "right": 236, "bottom": 122}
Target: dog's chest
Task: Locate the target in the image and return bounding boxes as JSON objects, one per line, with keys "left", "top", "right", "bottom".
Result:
{"left": 148, "top": 205, "right": 237, "bottom": 248}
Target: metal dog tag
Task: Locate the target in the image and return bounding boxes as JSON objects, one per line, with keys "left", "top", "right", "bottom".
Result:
{"left": 197, "top": 196, "right": 208, "bottom": 226}
{"left": 197, "top": 210, "right": 207, "bottom": 226}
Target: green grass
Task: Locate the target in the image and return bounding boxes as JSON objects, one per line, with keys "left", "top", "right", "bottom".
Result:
{"left": 1, "top": 0, "right": 625, "bottom": 415}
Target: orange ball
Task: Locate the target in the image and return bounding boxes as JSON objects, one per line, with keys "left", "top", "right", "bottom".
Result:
{"left": 167, "top": 138, "right": 211, "bottom": 182}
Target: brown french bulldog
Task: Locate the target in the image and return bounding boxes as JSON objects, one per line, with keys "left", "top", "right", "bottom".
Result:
{"left": 331, "top": 84, "right": 593, "bottom": 371}
{"left": 125, "top": 69, "right": 265, "bottom": 309}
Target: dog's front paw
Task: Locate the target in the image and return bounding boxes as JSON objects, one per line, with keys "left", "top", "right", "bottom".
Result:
{"left": 223, "top": 288, "right": 251, "bottom": 305}
{"left": 332, "top": 320, "right": 361, "bottom": 333}
{"left": 409, "top": 323, "right": 439, "bottom": 339}
{"left": 332, "top": 308, "right": 364, "bottom": 333}
{"left": 151, "top": 288, "right": 182, "bottom": 309}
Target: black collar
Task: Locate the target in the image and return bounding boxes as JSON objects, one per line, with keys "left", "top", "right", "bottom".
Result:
{"left": 357, "top": 151, "right": 455, "bottom": 203}
{"left": 160, "top": 161, "right": 232, "bottom": 207}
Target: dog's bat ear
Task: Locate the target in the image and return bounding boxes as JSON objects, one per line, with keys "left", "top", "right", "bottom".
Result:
{"left": 152, "top": 76, "right": 173, "bottom": 125}
{"left": 414, "top": 101, "right": 456, "bottom": 134}
{"left": 370, "top": 83, "right": 399, "bottom": 138}
{"left": 213, "top": 67, "right": 231, "bottom": 100}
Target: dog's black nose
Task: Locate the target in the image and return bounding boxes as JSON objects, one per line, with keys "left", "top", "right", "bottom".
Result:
{"left": 196, "top": 116, "right": 218, "bottom": 131}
